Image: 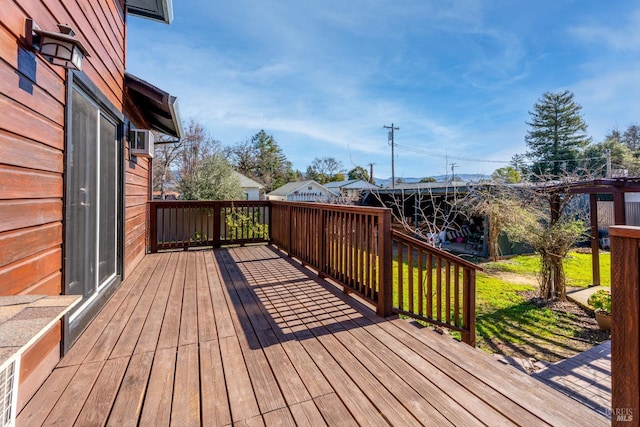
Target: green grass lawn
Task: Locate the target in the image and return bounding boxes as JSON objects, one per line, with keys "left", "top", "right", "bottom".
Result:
{"left": 472, "top": 250, "right": 611, "bottom": 362}
{"left": 391, "top": 249, "right": 610, "bottom": 361}
{"left": 481, "top": 250, "right": 611, "bottom": 288}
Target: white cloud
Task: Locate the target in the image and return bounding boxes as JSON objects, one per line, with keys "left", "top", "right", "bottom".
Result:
{"left": 569, "top": 10, "right": 640, "bottom": 51}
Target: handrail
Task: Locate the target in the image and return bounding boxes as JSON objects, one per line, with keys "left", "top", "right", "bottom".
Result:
{"left": 391, "top": 229, "right": 482, "bottom": 346}
{"left": 149, "top": 200, "right": 270, "bottom": 252}
{"left": 147, "top": 199, "right": 479, "bottom": 345}
{"left": 270, "top": 201, "right": 393, "bottom": 317}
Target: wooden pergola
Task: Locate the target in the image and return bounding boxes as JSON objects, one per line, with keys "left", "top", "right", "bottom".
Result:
{"left": 566, "top": 178, "right": 640, "bottom": 286}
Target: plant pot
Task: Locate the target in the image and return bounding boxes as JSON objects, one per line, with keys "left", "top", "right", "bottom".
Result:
{"left": 595, "top": 311, "right": 611, "bottom": 331}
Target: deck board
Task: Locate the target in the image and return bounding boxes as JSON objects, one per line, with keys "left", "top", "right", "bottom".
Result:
{"left": 107, "top": 351, "right": 154, "bottom": 425}
{"left": 18, "top": 245, "right": 609, "bottom": 426}
{"left": 172, "top": 343, "right": 200, "bottom": 426}
{"left": 74, "top": 356, "right": 129, "bottom": 426}
{"left": 134, "top": 252, "right": 179, "bottom": 354}
{"left": 139, "top": 347, "right": 176, "bottom": 426}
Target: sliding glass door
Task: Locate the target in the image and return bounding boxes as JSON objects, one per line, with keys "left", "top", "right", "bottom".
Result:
{"left": 65, "top": 80, "right": 122, "bottom": 346}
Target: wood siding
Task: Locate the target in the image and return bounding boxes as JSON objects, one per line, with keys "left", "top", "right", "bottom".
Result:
{"left": 0, "top": 0, "right": 126, "bottom": 295}
{"left": 125, "top": 152, "right": 151, "bottom": 275}
{"left": 0, "top": 0, "right": 147, "bottom": 403}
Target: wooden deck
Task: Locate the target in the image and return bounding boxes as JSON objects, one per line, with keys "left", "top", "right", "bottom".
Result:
{"left": 17, "top": 245, "right": 608, "bottom": 426}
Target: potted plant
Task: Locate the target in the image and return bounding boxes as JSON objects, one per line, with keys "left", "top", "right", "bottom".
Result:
{"left": 588, "top": 289, "right": 611, "bottom": 331}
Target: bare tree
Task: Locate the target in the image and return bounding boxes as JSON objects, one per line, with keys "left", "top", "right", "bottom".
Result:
{"left": 226, "top": 139, "right": 258, "bottom": 178}
{"left": 307, "top": 157, "right": 345, "bottom": 183}
{"left": 153, "top": 132, "right": 183, "bottom": 199}
{"left": 177, "top": 119, "right": 220, "bottom": 182}
{"left": 369, "top": 182, "right": 471, "bottom": 247}
{"left": 505, "top": 172, "right": 590, "bottom": 300}
{"left": 464, "top": 184, "right": 521, "bottom": 261}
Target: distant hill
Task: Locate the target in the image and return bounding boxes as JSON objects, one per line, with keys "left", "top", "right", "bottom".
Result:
{"left": 373, "top": 174, "right": 489, "bottom": 187}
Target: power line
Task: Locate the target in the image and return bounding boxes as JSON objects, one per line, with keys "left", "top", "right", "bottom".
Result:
{"left": 394, "top": 143, "right": 509, "bottom": 164}
{"left": 393, "top": 142, "right": 609, "bottom": 166}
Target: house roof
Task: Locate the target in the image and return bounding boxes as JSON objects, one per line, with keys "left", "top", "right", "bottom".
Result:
{"left": 267, "top": 180, "right": 329, "bottom": 197}
{"left": 127, "top": 0, "right": 174, "bottom": 24}
{"left": 124, "top": 73, "right": 183, "bottom": 138}
{"left": 324, "top": 179, "right": 379, "bottom": 190}
{"left": 232, "top": 171, "right": 264, "bottom": 189}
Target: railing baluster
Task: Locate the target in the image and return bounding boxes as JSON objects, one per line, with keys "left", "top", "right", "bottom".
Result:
{"left": 427, "top": 253, "right": 433, "bottom": 318}
{"left": 397, "top": 241, "right": 404, "bottom": 311}
{"left": 445, "top": 260, "right": 451, "bottom": 325}
{"left": 408, "top": 243, "right": 414, "bottom": 313}
{"left": 436, "top": 256, "right": 442, "bottom": 322}
{"left": 387, "top": 229, "right": 481, "bottom": 346}
{"left": 418, "top": 249, "right": 424, "bottom": 317}
{"left": 454, "top": 264, "right": 460, "bottom": 327}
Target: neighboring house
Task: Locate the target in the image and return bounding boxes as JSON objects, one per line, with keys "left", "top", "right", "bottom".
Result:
{"left": 324, "top": 179, "right": 379, "bottom": 199}
{"left": 152, "top": 190, "right": 180, "bottom": 200}
{"left": 266, "top": 180, "right": 334, "bottom": 202}
{"left": 233, "top": 171, "right": 265, "bottom": 200}
{"left": 1, "top": 0, "right": 181, "bottom": 414}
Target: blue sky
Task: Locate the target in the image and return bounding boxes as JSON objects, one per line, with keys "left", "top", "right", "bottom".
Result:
{"left": 126, "top": 1, "right": 640, "bottom": 179}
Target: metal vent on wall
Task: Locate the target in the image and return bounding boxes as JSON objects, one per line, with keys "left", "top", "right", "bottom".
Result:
{"left": 0, "top": 359, "right": 19, "bottom": 427}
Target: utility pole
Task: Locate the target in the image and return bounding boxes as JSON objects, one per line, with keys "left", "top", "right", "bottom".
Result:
{"left": 383, "top": 123, "right": 399, "bottom": 189}
{"left": 605, "top": 149, "right": 612, "bottom": 177}
{"left": 450, "top": 162, "right": 457, "bottom": 182}
{"left": 367, "top": 162, "right": 375, "bottom": 184}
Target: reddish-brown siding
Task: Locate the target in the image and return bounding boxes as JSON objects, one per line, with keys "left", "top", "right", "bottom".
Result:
{"left": 1, "top": 0, "right": 126, "bottom": 295}
{"left": 0, "top": 0, "right": 141, "bottom": 404}
{"left": 124, "top": 149, "right": 151, "bottom": 274}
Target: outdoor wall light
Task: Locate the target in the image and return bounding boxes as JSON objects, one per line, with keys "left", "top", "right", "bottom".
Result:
{"left": 25, "top": 18, "right": 89, "bottom": 70}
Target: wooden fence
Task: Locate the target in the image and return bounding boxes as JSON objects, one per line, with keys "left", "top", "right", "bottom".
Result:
{"left": 270, "top": 201, "right": 393, "bottom": 317}
{"left": 149, "top": 201, "right": 270, "bottom": 252}
{"left": 392, "top": 230, "right": 479, "bottom": 346}
{"left": 148, "top": 200, "right": 480, "bottom": 345}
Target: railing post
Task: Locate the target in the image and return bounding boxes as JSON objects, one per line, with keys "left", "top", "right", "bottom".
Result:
{"left": 462, "top": 268, "right": 476, "bottom": 347}
{"left": 149, "top": 202, "right": 158, "bottom": 253}
{"left": 267, "top": 202, "right": 273, "bottom": 243}
{"left": 377, "top": 209, "right": 393, "bottom": 317}
{"left": 287, "top": 204, "right": 293, "bottom": 255}
{"left": 319, "top": 207, "right": 326, "bottom": 278}
{"left": 213, "top": 202, "right": 221, "bottom": 248}
{"left": 610, "top": 226, "right": 640, "bottom": 427}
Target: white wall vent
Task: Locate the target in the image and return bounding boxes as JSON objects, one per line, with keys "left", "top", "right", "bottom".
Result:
{"left": 0, "top": 358, "right": 19, "bottom": 427}
{"left": 129, "top": 129, "right": 154, "bottom": 158}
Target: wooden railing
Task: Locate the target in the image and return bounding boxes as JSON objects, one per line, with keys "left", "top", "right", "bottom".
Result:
{"left": 610, "top": 226, "right": 640, "bottom": 426}
{"left": 270, "top": 202, "right": 393, "bottom": 317}
{"left": 148, "top": 200, "right": 480, "bottom": 345}
{"left": 392, "top": 230, "right": 480, "bottom": 346}
{"left": 149, "top": 201, "right": 270, "bottom": 252}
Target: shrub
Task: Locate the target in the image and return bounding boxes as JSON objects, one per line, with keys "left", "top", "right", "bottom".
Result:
{"left": 587, "top": 289, "right": 611, "bottom": 315}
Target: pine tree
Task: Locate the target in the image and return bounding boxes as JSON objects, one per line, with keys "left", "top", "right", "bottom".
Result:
{"left": 525, "top": 90, "right": 591, "bottom": 176}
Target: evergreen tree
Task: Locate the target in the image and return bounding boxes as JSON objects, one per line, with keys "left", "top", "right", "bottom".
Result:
{"left": 622, "top": 124, "right": 640, "bottom": 151}
{"left": 509, "top": 153, "right": 527, "bottom": 172}
{"left": 347, "top": 166, "right": 370, "bottom": 182}
{"left": 228, "top": 130, "right": 296, "bottom": 192}
{"left": 525, "top": 90, "right": 591, "bottom": 176}
{"left": 583, "top": 134, "right": 640, "bottom": 176}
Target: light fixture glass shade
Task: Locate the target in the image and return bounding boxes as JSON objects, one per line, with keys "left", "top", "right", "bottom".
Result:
{"left": 39, "top": 35, "right": 84, "bottom": 69}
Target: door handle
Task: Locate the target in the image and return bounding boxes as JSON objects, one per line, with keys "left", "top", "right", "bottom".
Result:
{"left": 80, "top": 188, "right": 90, "bottom": 207}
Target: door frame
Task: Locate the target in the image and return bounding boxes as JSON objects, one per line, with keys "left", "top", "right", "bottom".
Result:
{"left": 62, "top": 70, "right": 125, "bottom": 353}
